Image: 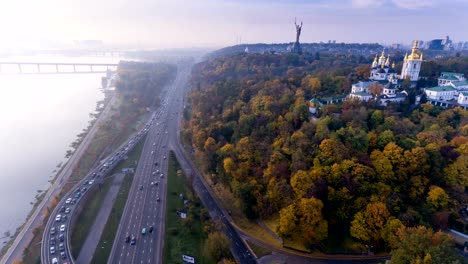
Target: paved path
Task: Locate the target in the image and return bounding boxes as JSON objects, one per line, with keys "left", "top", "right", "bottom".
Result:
{"left": 1, "top": 95, "right": 116, "bottom": 264}
{"left": 75, "top": 173, "right": 125, "bottom": 264}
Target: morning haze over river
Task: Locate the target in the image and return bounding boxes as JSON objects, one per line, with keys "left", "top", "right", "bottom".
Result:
{"left": 0, "top": 55, "right": 116, "bottom": 248}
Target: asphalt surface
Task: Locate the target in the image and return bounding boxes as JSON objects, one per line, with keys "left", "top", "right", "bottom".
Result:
{"left": 107, "top": 65, "right": 189, "bottom": 264}
{"left": 42, "top": 104, "right": 153, "bottom": 264}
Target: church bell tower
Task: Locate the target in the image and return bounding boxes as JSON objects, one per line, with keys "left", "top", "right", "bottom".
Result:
{"left": 400, "top": 40, "right": 423, "bottom": 82}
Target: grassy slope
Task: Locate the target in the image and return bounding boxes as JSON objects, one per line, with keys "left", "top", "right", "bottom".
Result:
{"left": 163, "top": 152, "right": 214, "bottom": 264}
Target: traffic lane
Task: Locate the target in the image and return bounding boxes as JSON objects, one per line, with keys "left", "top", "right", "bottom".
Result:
{"left": 113, "top": 119, "right": 167, "bottom": 263}
{"left": 133, "top": 159, "right": 164, "bottom": 263}
{"left": 110, "top": 68, "right": 187, "bottom": 264}
{"left": 134, "top": 143, "right": 168, "bottom": 264}
{"left": 113, "top": 131, "right": 157, "bottom": 263}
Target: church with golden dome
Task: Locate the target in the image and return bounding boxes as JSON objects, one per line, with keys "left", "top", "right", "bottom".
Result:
{"left": 369, "top": 49, "right": 398, "bottom": 84}
{"left": 400, "top": 40, "right": 423, "bottom": 82}
{"left": 348, "top": 40, "right": 424, "bottom": 105}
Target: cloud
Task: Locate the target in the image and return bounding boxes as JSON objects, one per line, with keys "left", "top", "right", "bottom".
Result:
{"left": 391, "top": 0, "right": 438, "bottom": 9}
{"left": 351, "top": 0, "right": 386, "bottom": 8}
{"left": 351, "top": 0, "right": 440, "bottom": 9}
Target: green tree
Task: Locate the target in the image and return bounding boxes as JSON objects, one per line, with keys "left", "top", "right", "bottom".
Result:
{"left": 203, "top": 232, "right": 231, "bottom": 262}
{"left": 381, "top": 217, "right": 404, "bottom": 249}
{"left": 370, "top": 150, "right": 395, "bottom": 183}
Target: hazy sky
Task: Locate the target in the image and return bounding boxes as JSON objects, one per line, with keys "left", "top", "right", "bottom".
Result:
{"left": 1, "top": 0, "right": 467, "bottom": 50}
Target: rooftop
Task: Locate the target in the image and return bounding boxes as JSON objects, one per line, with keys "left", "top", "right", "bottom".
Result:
{"left": 440, "top": 72, "right": 465, "bottom": 80}
{"left": 451, "top": 81, "right": 468, "bottom": 87}
{"left": 426, "top": 86, "right": 457, "bottom": 92}
{"left": 351, "top": 91, "right": 372, "bottom": 96}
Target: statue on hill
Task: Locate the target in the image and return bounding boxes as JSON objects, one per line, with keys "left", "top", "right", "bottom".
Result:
{"left": 292, "top": 18, "right": 303, "bottom": 54}
{"left": 295, "top": 18, "right": 303, "bottom": 43}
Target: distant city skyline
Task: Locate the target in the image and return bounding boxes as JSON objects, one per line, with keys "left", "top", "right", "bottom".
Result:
{"left": 0, "top": 0, "right": 467, "bottom": 50}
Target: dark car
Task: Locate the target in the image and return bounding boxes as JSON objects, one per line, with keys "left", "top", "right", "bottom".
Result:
{"left": 148, "top": 226, "right": 153, "bottom": 233}
{"left": 59, "top": 206, "right": 65, "bottom": 213}
{"left": 125, "top": 236, "right": 130, "bottom": 243}
{"left": 59, "top": 234, "right": 65, "bottom": 241}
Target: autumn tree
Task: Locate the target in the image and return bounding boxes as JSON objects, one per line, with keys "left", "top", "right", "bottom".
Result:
{"left": 297, "top": 197, "right": 328, "bottom": 244}
{"left": 278, "top": 204, "right": 297, "bottom": 238}
{"left": 390, "top": 226, "right": 463, "bottom": 264}
{"left": 381, "top": 217, "right": 404, "bottom": 249}
{"left": 426, "top": 186, "right": 449, "bottom": 210}
{"left": 290, "top": 170, "right": 313, "bottom": 199}
{"left": 368, "top": 83, "right": 383, "bottom": 97}
{"left": 350, "top": 202, "right": 390, "bottom": 245}
{"left": 302, "top": 75, "right": 322, "bottom": 96}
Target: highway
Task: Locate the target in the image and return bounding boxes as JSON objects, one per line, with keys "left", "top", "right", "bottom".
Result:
{"left": 41, "top": 104, "right": 154, "bottom": 264}
{"left": 109, "top": 61, "right": 257, "bottom": 264}
{"left": 107, "top": 64, "right": 190, "bottom": 264}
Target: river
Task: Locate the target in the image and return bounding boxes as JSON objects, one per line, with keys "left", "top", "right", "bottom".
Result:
{"left": 0, "top": 55, "right": 119, "bottom": 249}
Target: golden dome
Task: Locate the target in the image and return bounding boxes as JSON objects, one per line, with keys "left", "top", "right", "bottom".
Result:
{"left": 406, "top": 40, "right": 423, "bottom": 61}
{"left": 379, "top": 49, "right": 386, "bottom": 59}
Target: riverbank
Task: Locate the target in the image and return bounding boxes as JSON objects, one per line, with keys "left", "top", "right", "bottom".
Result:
{"left": 0, "top": 85, "right": 112, "bottom": 264}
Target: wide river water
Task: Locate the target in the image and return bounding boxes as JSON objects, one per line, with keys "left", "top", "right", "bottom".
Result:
{"left": 0, "top": 55, "right": 119, "bottom": 248}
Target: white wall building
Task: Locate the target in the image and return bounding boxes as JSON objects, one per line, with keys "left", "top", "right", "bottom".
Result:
{"left": 351, "top": 81, "right": 377, "bottom": 93}
{"left": 425, "top": 86, "right": 457, "bottom": 101}
{"left": 438, "top": 72, "right": 466, "bottom": 86}
{"left": 400, "top": 40, "right": 423, "bottom": 82}
{"left": 369, "top": 50, "right": 398, "bottom": 84}
{"left": 458, "top": 92, "right": 468, "bottom": 105}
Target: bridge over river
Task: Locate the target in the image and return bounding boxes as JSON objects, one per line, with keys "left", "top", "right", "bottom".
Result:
{"left": 0, "top": 62, "right": 118, "bottom": 74}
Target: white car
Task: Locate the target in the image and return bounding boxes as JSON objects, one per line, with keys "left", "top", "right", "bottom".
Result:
{"left": 65, "top": 198, "right": 72, "bottom": 204}
{"left": 55, "top": 214, "right": 61, "bottom": 222}
{"left": 52, "top": 257, "right": 58, "bottom": 264}
{"left": 50, "top": 246, "right": 56, "bottom": 254}
{"left": 60, "top": 224, "right": 66, "bottom": 232}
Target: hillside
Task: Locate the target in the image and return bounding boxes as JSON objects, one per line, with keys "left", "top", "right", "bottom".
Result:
{"left": 183, "top": 52, "right": 468, "bottom": 255}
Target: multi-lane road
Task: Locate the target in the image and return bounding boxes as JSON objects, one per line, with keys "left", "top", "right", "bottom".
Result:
{"left": 107, "top": 64, "right": 190, "bottom": 264}
{"left": 41, "top": 61, "right": 257, "bottom": 264}
{"left": 42, "top": 112, "right": 153, "bottom": 264}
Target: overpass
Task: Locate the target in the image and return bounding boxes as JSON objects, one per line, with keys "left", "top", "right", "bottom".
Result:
{"left": 0, "top": 62, "right": 118, "bottom": 74}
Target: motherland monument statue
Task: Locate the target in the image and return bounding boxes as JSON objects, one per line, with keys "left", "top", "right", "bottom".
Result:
{"left": 292, "top": 18, "right": 303, "bottom": 54}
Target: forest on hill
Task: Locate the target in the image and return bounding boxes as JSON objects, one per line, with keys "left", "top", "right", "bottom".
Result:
{"left": 183, "top": 53, "right": 467, "bottom": 259}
